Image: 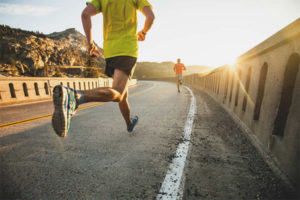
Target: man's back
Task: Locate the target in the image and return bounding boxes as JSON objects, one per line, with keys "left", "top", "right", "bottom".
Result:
{"left": 174, "top": 63, "right": 186, "bottom": 75}
{"left": 87, "top": 0, "right": 151, "bottom": 58}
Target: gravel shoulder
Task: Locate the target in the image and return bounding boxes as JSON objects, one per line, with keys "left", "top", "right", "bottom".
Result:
{"left": 183, "top": 88, "right": 298, "bottom": 200}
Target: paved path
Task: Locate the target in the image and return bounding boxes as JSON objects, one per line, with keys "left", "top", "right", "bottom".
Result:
{"left": 0, "top": 81, "right": 297, "bottom": 200}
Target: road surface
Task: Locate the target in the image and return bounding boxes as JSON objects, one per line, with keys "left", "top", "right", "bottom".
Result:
{"left": 0, "top": 81, "right": 297, "bottom": 199}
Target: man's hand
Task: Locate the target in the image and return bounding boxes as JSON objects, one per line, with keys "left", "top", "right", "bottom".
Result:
{"left": 89, "top": 43, "right": 103, "bottom": 58}
{"left": 137, "top": 31, "right": 146, "bottom": 41}
{"left": 82, "top": 4, "right": 104, "bottom": 57}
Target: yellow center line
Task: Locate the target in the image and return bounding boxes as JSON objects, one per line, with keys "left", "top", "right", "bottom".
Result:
{"left": 129, "top": 82, "right": 157, "bottom": 97}
{"left": 0, "top": 83, "right": 157, "bottom": 129}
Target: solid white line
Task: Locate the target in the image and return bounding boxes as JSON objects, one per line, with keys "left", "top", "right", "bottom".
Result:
{"left": 156, "top": 86, "right": 196, "bottom": 200}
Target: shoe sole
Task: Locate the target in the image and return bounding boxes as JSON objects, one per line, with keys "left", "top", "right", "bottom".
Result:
{"left": 52, "top": 85, "right": 68, "bottom": 137}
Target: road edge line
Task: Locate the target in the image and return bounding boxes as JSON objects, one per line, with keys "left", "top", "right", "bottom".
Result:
{"left": 156, "top": 86, "right": 196, "bottom": 200}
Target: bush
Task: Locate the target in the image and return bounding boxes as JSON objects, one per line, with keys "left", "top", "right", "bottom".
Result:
{"left": 11, "top": 65, "right": 19, "bottom": 76}
{"left": 43, "top": 64, "right": 49, "bottom": 77}
{"left": 84, "top": 67, "right": 101, "bottom": 78}
{"left": 54, "top": 66, "right": 62, "bottom": 77}
{"left": 8, "top": 57, "right": 16, "bottom": 66}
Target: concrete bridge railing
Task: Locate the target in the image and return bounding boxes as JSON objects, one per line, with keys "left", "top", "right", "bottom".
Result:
{"left": 183, "top": 18, "right": 300, "bottom": 191}
{"left": 0, "top": 77, "right": 137, "bottom": 105}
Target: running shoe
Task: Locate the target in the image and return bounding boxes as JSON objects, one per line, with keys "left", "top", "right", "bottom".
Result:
{"left": 127, "top": 116, "right": 139, "bottom": 132}
{"left": 52, "top": 85, "right": 77, "bottom": 137}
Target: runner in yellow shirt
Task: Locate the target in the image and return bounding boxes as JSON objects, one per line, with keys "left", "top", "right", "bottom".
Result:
{"left": 51, "top": 0, "right": 155, "bottom": 136}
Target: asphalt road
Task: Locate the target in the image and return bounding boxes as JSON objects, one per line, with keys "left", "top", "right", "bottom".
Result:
{"left": 0, "top": 81, "right": 297, "bottom": 200}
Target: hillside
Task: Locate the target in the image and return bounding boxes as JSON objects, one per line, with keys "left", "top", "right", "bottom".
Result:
{"left": 0, "top": 25, "right": 211, "bottom": 79}
{"left": 0, "top": 25, "right": 105, "bottom": 77}
{"left": 133, "top": 62, "right": 211, "bottom": 79}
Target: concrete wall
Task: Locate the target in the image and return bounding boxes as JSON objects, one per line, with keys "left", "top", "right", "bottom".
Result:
{"left": 183, "top": 18, "right": 300, "bottom": 190}
{"left": 0, "top": 77, "right": 137, "bottom": 105}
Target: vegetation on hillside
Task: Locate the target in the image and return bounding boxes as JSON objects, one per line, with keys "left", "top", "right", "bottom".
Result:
{"left": 0, "top": 25, "right": 105, "bottom": 77}
{"left": 0, "top": 24, "right": 46, "bottom": 38}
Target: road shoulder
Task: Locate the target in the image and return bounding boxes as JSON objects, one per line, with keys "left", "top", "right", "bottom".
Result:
{"left": 183, "top": 88, "right": 297, "bottom": 200}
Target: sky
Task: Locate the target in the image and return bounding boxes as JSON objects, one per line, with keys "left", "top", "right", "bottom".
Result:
{"left": 0, "top": 0, "right": 299, "bottom": 68}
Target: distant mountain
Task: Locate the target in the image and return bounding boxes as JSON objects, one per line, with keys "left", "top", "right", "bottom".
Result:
{"left": 0, "top": 25, "right": 105, "bottom": 77}
{"left": 133, "top": 62, "right": 211, "bottom": 79}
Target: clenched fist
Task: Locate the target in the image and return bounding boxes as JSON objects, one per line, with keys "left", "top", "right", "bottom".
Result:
{"left": 137, "top": 31, "right": 146, "bottom": 41}
{"left": 88, "top": 43, "right": 103, "bottom": 58}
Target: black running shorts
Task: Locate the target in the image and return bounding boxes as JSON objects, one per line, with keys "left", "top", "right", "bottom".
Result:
{"left": 105, "top": 56, "right": 137, "bottom": 79}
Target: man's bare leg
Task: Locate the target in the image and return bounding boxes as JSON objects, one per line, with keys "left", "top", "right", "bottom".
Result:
{"left": 111, "top": 69, "right": 131, "bottom": 126}
{"left": 76, "top": 69, "right": 130, "bottom": 125}
{"left": 80, "top": 87, "right": 121, "bottom": 103}
{"left": 118, "top": 90, "right": 131, "bottom": 126}
{"left": 111, "top": 69, "right": 138, "bottom": 132}
{"left": 76, "top": 70, "right": 128, "bottom": 103}
{"left": 177, "top": 80, "right": 180, "bottom": 92}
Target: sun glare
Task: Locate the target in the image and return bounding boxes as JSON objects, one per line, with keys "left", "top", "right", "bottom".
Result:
{"left": 227, "top": 57, "right": 237, "bottom": 71}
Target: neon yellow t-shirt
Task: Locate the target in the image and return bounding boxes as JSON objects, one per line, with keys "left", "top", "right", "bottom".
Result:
{"left": 86, "top": 0, "right": 151, "bottom": 58}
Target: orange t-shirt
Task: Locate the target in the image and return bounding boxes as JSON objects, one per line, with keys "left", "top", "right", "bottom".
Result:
{"left": 173, "top": 63, "right": 186, "bottom": 75}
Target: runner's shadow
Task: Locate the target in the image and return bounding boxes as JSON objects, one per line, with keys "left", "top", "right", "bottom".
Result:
{"left": 0, "top": 161, "right": 23, "bottom": 199}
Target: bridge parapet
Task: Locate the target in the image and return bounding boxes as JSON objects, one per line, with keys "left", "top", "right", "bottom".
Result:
{"left": 0, "top": 77, "right": 136, "bottom": 105}
{"left": 183, "top": 18, "right": 300, "bottom": 191}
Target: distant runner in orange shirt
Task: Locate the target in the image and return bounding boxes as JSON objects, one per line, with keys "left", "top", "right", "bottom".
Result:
{"left": 173, "top": 58, "right": 186, "bottom": 93}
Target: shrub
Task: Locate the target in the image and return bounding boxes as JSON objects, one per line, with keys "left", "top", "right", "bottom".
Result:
{"left": 8, "top": 57, "right": 16, "bottom": 66}
{"left": 54, "top": 66, "right": 62, "bottom": 77}
{"left": 84, "top": 67, "right": 101, "bottom": 78}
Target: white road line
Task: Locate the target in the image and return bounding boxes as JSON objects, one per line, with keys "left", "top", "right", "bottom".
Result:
{"left": 157, "top": 86, "right": 196, "bottom": 200}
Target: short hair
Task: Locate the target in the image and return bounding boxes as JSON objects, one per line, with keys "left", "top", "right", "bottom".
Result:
{"left": 177, "top": 58, "right": 181, "bottom": 62}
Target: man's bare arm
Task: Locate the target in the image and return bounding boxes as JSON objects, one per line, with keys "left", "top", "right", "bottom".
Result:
{"left": 138, "top": 6, "right": 155, "bottom": 41}
{"left": 81, "top": 4, "right": 102, "bottom": 57}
